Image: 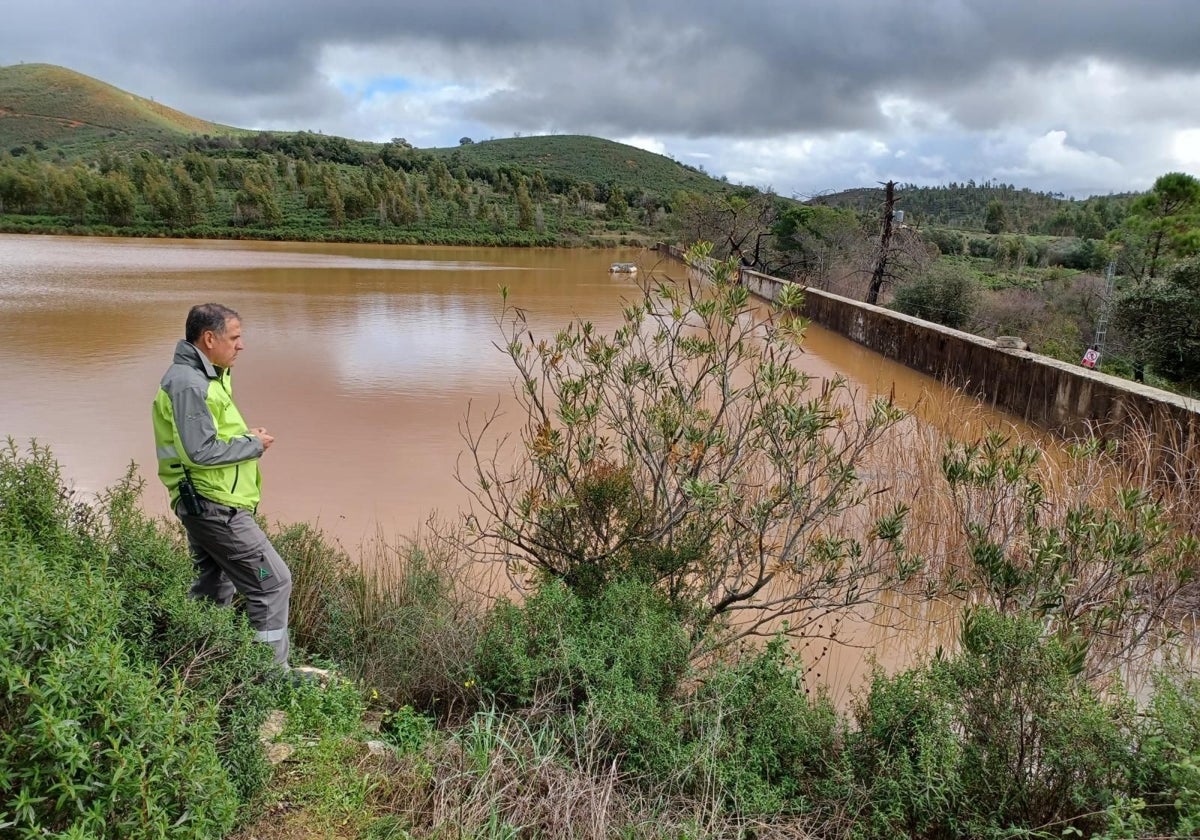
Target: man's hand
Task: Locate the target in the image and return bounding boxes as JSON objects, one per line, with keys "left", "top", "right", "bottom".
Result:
{"left": 251, "top": 427, "right": 275, "bottom": 451}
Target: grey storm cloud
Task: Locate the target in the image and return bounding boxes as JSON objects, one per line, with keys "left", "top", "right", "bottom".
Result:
{"left": 3, "top": 0, "right": 1200, "bottom": 138}
{"left": 3, "top": 0, "right": 1200, "bottom": 196}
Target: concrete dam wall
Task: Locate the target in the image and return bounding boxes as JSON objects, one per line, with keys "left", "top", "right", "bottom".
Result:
{"left": 661, "top": 245, "right": 1200, "bottom": 467}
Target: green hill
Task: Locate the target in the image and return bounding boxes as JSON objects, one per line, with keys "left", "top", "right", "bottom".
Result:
{"left": 0, "top": 63, "right": 244, "bottom": 153}
{"left": 0, "top": 64, "right": 734, "bottom": 204}
{"left": 428, "top": 135, "right": 733, "bottom": 201}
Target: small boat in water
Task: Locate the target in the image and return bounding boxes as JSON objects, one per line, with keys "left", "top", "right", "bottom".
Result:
{"left": 610, "top": 262, "right": 638, "bottom": 274}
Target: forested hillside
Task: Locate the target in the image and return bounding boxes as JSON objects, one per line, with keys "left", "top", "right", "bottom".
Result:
{"left": 811, "top": 181, "right": 1136, "bottom": 239}
{"left": 428, "top": 135, "right": 731, "bottom": 201}
{"left": 0, "top": 63, "right": 745, "bottom": 245}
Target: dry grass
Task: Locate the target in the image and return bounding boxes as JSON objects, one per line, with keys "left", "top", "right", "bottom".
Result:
{"left": 370, "top": 705, "right": 829, "bottom": 840}
{"left": 852, "top": 391, "right": 1199, "bottom": 680}
{"left": 278, "top": 518, "right": 488, "bottom": 718}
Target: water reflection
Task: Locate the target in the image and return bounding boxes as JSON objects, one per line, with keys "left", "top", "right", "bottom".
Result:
{"left": 337, "top": 294, "right": 506, "bottom": 393}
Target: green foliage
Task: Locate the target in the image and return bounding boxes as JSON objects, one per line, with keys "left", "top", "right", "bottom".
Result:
{"left": 468, "top": 242, "right": 915, "bottom": 654}
{"left": 770, "top": 202, "right": 863, "bottom": 281}
{"left": 851, "top": 609, "right": 1137, "bottom": 839}
{"left": 949, "top": 608, "right": 1135, "bottom": 835}
{"left": 0, "top": 538, "right": 238, "bottom": 838}
{"left": 279, "top": 675, "right": 367, "bottom": 740}
{"left": 941, "top": 432, "right": 1196, "bottom": 676}
{"left": 891, "top": 260, "right": 978, "bottom": 329}
{"left": 925, "top": 226, "right": 966, "bottom": 256}
{"left": 812, "top": 181, "right": 1132, "bottom": 237}
{"left": 378, "top": 704, "right": 436, "bottom": 754}
{"left": 685, "top": 637, "right": 843, "bottom": 815}
{"left": 1045, "top": 236, "right": 1113, "bottom": 271}
{"left": 1133, "top": 671, "right": 1200, "bottom": 836}
{"left": 427, "top": 134, "right": 733, "bottom": 202}
{"left": 0, "top": 439, "right": 98, "bottom": 555}
{"left": 0, "top": 442, "right": 284, "bottom": 832}
{"left": 984, "top": 198, "right": 1007, "bottom": 234}
{"left": 850, "top": 666, "right": 962, "bottom": 838}
{"left": 476, "top": 578, "right": 691, "bottom": 771}
{"left": 0, "top": 68, "right": 728, "bottom": 246}
{"left": 1113, "top": 255, "right": 1200, "bottom": 389}
{"left": 1113, "top": 171, "right": 1200, "bottom": 282}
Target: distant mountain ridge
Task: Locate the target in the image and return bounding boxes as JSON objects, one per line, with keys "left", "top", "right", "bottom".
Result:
{"left": 809, "top": 182, "right": 1137, "bottom": 235}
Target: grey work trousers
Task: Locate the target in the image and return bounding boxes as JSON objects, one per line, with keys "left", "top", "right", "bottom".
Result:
{"left": 178, "top": 496, "right": 293, "bottom": 667}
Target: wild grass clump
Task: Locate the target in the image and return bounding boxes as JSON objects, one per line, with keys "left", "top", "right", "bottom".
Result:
{"left": 278, "top": 521, "right": 485, "bottom": 717}
{"left": 369, "top": 704, "right": 825, "bottom": 840}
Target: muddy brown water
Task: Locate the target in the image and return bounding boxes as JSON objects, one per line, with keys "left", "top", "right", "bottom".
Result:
{"left": 0, "top": 233, "right": 1069, "bottom": 701}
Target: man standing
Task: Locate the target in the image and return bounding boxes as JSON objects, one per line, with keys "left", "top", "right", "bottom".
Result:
{"left": 152, "top": 303, "right": 292, "bottom": 667}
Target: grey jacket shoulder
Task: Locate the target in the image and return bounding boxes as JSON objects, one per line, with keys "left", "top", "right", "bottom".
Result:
{"left": 160, "top": 339, "right": 216, "bottom": 392}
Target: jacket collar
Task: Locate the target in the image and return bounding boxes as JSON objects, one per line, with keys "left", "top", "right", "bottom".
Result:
{"left": 172, "top": 339, "right": 222, "bottom": 380}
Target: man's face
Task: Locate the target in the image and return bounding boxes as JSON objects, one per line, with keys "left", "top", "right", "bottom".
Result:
{"left": 201, "top": 317, "right": 244, "bottom": 368}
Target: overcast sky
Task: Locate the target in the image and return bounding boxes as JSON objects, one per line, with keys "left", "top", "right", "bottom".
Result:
{"left": 4, "top": 0, "right": 1200, "bottom": 199}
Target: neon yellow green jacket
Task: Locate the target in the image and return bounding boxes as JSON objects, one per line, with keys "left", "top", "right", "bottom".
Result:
{"left": 152, "top": 340, "right": 264, "bottom": 511}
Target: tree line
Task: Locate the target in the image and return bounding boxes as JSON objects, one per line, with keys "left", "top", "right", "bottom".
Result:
{"left": 0, "top": 135, "right": 670, "bottom": 244}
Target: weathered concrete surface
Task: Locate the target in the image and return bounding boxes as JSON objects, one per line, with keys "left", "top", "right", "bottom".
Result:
{"left": 666, "top": 247, "right": 1200, "bottom": 466}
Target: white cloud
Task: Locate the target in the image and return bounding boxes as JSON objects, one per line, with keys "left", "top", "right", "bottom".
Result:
{"left": 1170, "top": 129, "right": 1200, "bottom": 168}
{"left": 994, "top": 130, "right": 1123, "bottom": 193}
{"left": 618, "top": 135, "right": 667, "bottom": 156}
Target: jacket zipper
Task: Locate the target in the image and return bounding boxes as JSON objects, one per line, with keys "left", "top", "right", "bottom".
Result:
{"left": 218, "top": 371, "right": 241, "bottom": 497}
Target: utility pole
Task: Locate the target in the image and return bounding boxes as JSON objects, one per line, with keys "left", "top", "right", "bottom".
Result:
{"left": 867, "top": 181, "right": 896, "bottom": 305}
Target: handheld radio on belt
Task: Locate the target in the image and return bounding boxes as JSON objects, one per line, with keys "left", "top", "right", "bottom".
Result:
{"left": 172, "top": 463, "right": 204, "bottom": 516}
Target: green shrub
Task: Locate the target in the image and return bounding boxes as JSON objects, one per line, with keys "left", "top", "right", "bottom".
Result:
{"left": 892, "top": 261, "right": 978, "bottom": 329}
{"left": 0, "top": 438, "right": 99, "bottom": 557}
{"left": 967, "top": 236, "right": 993, "bottom": 258}
{"left": 948, "top": 608, "right": 1134, "bottom": 835}
{"left": 848, "top": 609, "right": 1137, "bottom": 839}
{"left": 1134, "top": 671, "right": 1200, "bottom": 836}
{"left": 925, "top": 227, "right": 965, "bottom": 256}
{"left": 0, "top": 542, "right": 238, "bottom": 839}
{"left": 686, "top": 637, "right": 844, "bottom": 815}
{"left": 476, "top": 578, "right": 691, "bottom": 772}
{"left": 850, "top": 666, "right": 962, "bottom": 838}
{"left": 280, "top": 675, "right": 367, "bottom": 740}
{"left": 0, "top": 444, "right": 280, "bottom": 810}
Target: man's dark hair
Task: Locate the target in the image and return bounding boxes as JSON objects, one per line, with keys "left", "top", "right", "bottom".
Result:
{"left": 185, "top": 303, "right": 240, "bottom": 343}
